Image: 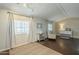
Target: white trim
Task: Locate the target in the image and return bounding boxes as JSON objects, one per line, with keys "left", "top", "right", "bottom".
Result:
{"left": 0, "top": 48, "right": 10, "bottom": 52}
{"left": 55, "top": 17, "right": 69, "bottom": 22}
{"left": 13, "top": 40, "right": 37, "bottom": 48}
{"left": 14, "top": 42, "right": 29, "bottom": 48}
{"left": 55, "top": 17, "right": 79, "bottom": 22}
{"left": 0, "top": 40, "right": 37, "bottom": 52}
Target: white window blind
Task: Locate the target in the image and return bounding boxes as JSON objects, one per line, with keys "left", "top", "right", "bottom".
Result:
{"left": 14, "top": 20, "right": 29, "bottom": 34}
{"left": 13, "top": 14, "right": 30, "bottom": 34}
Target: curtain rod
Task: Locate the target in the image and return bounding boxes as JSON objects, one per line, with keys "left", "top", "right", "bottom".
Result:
{"left": 7, "top": 11, "right": 32, "bottom": 18}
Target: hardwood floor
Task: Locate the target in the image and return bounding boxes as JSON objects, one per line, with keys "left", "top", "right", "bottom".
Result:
{"left": 38, "top": 38, "right": 79, "bottom": 55}
{"left": 1, "top": 37, "right": 79, "bottom": 55}
{"left": 9, "top": 42, "right": 62, "bottom": 55}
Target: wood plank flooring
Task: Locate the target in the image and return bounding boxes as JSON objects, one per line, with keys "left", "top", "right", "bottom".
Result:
{"left": 9, "top": 42, "right": 62, "bottom": 55}
{"left": 39, "top": 38, "right": 79, "bottom": 55}
{"left": 1, "top": 37, "right": 79, "bottom": 55}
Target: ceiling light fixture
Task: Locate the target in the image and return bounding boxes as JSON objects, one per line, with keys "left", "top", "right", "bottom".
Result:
{"left": 23, "top": 3, "right": 29, "bottom": 8}
{"left": 23, "top": 4, "right": 26, "bottom": 7}
{"left": 17, "top": 3, "right": 33, "bottom": 12}
{"left": 17, "top": 3, "right": 31, "bottom": 9}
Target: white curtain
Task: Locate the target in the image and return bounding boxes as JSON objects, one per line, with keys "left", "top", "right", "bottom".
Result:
{"left": 8, "top": 13, "right": 37, "bottom": 48}
{"left": 29, "top": 17, "right": 37, "bottom": 42}
{"left": 13, "top": 14, "right": 30, "bottom": 46}
{"left": 8, "top": 12, "right": 15, "bottom": 48}
{"left": 0, "top": 10, "right": 38, "bottom": 51}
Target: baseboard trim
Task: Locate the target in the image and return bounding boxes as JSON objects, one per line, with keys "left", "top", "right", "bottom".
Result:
{"left": 13, "top": 40, "right": 38, "bottom": 48}
{"left": 15, "top": 42, "right": 30, "bottom": 48}
{"left": 71, "top": 37, "right": 79, "bottom": 40}
{"left": 0, "top": 48, "right": 10, "bottom": 52}
{"left": 0, "top": 40, "right": 38, "bottom": 52}
{"left": 57, "top": 35, "right": 79, "bottom": 40}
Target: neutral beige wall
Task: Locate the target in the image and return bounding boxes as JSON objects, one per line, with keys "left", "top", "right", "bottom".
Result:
{"left": 56, "top": 17, "right": 79, "bottom": 38}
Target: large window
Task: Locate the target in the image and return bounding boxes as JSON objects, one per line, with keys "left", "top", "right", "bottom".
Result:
{"left": 48, "top": 23, "right": 53, "bottom": 33}
{"left": 37, "top": 23, "right": 43, "bottom": 33}
{"left": 14, "top": 20, "right": 29, "bottom": 34}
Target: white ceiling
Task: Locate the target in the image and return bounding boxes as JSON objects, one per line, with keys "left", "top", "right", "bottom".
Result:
{"left": 0, "top": 3, "right": 79, "bottom": 21}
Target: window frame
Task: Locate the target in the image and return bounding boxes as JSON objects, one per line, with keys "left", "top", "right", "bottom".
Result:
{"left": 14, "top": 20, "right": 29, "bottom": 34}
